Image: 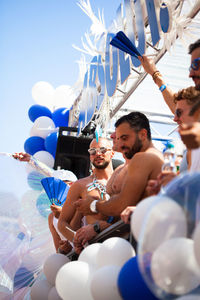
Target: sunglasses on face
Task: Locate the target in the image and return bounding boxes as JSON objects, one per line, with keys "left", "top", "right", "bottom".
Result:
{"left": 175, "top": 109, "right": 183, "bottom": 118}
{"left": 189, "top": 57, "right": 200, "bottom": 72}
{"left": 88, "top": 147, "right": 112, "bottom": 155}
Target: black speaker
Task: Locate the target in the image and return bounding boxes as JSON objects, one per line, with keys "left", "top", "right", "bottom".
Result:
{"left": 54, "top": 127, "right": 92, "bottom": 179}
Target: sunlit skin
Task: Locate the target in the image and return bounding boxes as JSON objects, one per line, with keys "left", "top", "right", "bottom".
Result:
{"left": 173, "top": 99, "right": 195, "bottom": 126}
{"left": 110, "top": 131, "right": 119, "bottom": 152}
{"left": 116, "top": 122, "right": 144, "bottom": 159}
{"left": 57, "top": 138, "right": 114, "bottom": 253}
{"left": 138, "top": 45, "right": 200, "bottom": 114}
{"left": 147, "top": 98, "right": 200, "bottom": 196}
{"left": 189, "top": 48, "right": 200, "bottom": 90}
{"left": 89, "top": 139, "right": 114, "bottom": 170}
{"left": 74, "top": 121, "right": 164, "bottom": 218}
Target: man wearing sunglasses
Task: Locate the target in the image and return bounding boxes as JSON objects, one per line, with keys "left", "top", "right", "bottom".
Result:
{"left": 74, "top": 112, "right": 164, "bottom": 217}
{"left": 146, "top": 87, "right": 200, "bottom": 195}
{"left": 57, "top": 137, "right": 115, "bottom": 253}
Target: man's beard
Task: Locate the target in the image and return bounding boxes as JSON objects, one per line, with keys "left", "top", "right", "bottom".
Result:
{"left": 196, "top": 82, "right": 200, "bottom": 90}
{"left": 193, "top": 77, "right": 200, "bottom": 90}
{"left": 122, "top": 136, "right": 143, "bottom": 159}
{"left": 92, "top": 160, "right": 109, "bottom": 169}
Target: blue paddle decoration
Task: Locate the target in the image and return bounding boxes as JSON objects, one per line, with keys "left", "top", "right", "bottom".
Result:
{"left": 41, "top": 177, "right": 69, "bottom": 206}
{"left": 110, "top": 31, "right": 141, "bottom": 57}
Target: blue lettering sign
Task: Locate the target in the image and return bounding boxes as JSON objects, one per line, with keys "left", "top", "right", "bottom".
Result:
{"left": 96, "top": 55, "right": 106, "bottom": 110}
{"left": 105, "top": 33, "right": 118, "bottom": 97}
{"left": 160, "top": 3, "right": 171, "bottom": 33}
{"left": 145, "top": 0, "right": 160, "bottom": 46}
{"left": 76, "top": 0, "right": 173, "bottom": 132}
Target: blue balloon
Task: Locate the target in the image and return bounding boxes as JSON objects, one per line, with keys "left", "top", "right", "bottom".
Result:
{"left": 28, "top": 104, "right": 52, "bottom": 122}
{"left": 27, "top": 171, "right": 45, "bottom": 191}
{"left": 52, "top": 107, "right": 69, "bottom": 127}
{"left": 45, "top": 132, "right": 58, "bottom": 158}
{"left": 36, "top": 192, "right": 51, "bottom": 218}
{"left": 24, "top": 136, "right": 45, "bottom": 155}
{"left": 118, "top": 256, "right": 158, "bottom": 300}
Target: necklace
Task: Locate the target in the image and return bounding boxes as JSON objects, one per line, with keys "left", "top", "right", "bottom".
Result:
{"left": 87, "top": 175, "right": 107, "bottom": 199}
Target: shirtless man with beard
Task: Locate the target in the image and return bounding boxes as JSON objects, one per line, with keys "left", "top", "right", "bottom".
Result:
{"left": 75, "top": 112, "right": 164, "bottom": 220}
{"left": 57, "top": 137, "right": 114, "bottom": 253}
{"left": 73, "top": 132, "right": 131, "bottom": 252}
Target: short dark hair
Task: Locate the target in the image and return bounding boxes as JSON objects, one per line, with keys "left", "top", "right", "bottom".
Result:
{"left": 188, "top": 39, "right": 200, "bottom": 54}
{"left": 115, "top": 111, "right": 151, "bottom": 140}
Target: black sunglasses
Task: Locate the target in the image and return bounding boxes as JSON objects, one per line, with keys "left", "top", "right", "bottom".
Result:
{"left": 175, "top": 109, "right": 182, "bottom": 118}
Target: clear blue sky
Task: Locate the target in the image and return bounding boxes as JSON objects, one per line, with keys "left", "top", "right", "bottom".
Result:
{"left": 0, "top": 0, "right": 119, "bottom": 152}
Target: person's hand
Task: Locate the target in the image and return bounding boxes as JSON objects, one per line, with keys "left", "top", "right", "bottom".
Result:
{"left": 138, "top": 55, "right": 157, "bottom": 75}
{"left": 157, "top": 171, "right": 176, "bottom": 187}
{"left": 58, "top": 240, "right": 72, "bottom": 254}
{"left": 120, "top": 206, "right": 136, "bottom": 224}
{"left": 50, "top": 204, "right": 62, "bottom": 218}
{"left": 74, "top": 196, "right": 97, "bottom": 215}
{"left": 146, "top": 179, "right": 161, "bottom": 196}
{"left": 75, "top": 225, "right": 97, "bottom": 247}
{"left": 179, "top": 122, "right": 200, "bottom": 149}
{"left": 73, "top": 240, "right": 83, "bottom": 254}
{"left": 12, "top": 152, "right": 31, "bottom": 162}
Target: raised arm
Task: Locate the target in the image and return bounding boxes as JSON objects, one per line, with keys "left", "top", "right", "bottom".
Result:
{"left": 13, "top": 152, "right": 53, "bottom": 177}
{"left": 138, "top": 55, "right": 176, "bottom": 114}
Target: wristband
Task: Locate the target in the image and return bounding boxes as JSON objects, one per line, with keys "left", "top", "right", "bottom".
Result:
{"left": 90, "top": 199, "right": 98, "bottom": 213}
{"left": 159, "top": 84, "right": 167, "bottom": 92}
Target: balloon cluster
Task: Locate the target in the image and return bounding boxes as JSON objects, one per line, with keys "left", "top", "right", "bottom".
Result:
{"left": 134, "top": 172, "right": 200, "bottom": 299}
{"left": 30, "top": 237, "right": 137, "bottom": 300}
{"left": 0, "top": 155, "right": 55, "bottom": 299}
{"left": 30, "top": 236, "right": 160, "bottom": 299}
{"left": 24, "top": 81, "right": 76, "bottom": 165}
{"left": 23, "top": 81, "right": 77, "bottom": 219}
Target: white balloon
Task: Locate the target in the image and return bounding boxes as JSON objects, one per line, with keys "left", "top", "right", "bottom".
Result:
{"left": 193, "top": 222, "right": 200, "bottom": 267}
{"left": 30, "top": 116, "right": 55, "bottom": 139}
{"left": 151, "top": 238, "right": 200, "bottom": 295}
{"left": 32, "top": 81, "right": 55, "bottom": 109}
{"left": 43, "top": 253, "right": 70, "bottom": 285}
{"left": 53, "top": 85, "right": 76, "bottom": 109}
{"left": 78, "top": 243, "right": 102, "bottom": 268}
{"left": 140, "top": 196, "right": 187, "bottom": 253}
{"left": 33, "top": 151, "right": 54, "bottom": 168}
{"left": 96, "top": 237, "right": 135, "bottom": 268}
{"left": 30, "top": 278, "right": 52, "bottom": 300}
{"left": 90, "top": 265, "right": 122, "bottom": 300}
{"left": 48, "top": 287, "right": 62, "bottom": 300}
{"left": 55, "top": 261, "right": 93, "bottom": 300}
{"left": 131, "top": 196, "right": 156, "bottom": 241}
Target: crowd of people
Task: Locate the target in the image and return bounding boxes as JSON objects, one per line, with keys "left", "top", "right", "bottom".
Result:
{"left": 14, "top": 38, "right": 200, "bottom": 256}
